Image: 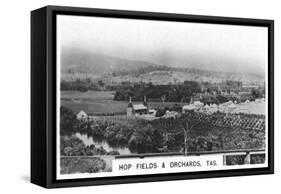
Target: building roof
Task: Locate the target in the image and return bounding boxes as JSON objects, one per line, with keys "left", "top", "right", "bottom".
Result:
{"left": 182, "top": 104, "right": 197, "bottom": 111}
{"left": 77, "top": 110, "right": 88, "bottom": 119}
{"left": 228, "top": 104, "right": 236, "bottom": 109}
{"left": 210, "top": 104, "right": 218, "bottom": 108}
{"left": 194, "top": 101, "right": 204, "bottom": 107}
{"left": 77, "top": 110, "right": 87, "bottom": 116}
{"left": 133, "top": 104, "right": 147, "bottom": 110}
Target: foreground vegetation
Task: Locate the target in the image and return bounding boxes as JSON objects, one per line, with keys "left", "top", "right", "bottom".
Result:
{"left": 60, "top": 106, "right": 266, "bottom": 174}
{"left": 60, "top": 136, "right": 120, "bottom": 156}
{"left": 60, "top": 157, "right": 108, "bottom": 174}
{"left": 60, "top": 136, "right": 116, "bottom": 174}
{"left": 61, "top": 106, "right": 265, "bottom": 154}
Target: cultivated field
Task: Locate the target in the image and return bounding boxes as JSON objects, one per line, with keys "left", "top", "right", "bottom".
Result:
{"left": 61, "top": 90, "right": 186, "bottom": 115}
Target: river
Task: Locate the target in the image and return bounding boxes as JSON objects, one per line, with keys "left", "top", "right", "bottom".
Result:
{"left": 74, "top": 132, "right": 132, "bottom": 155}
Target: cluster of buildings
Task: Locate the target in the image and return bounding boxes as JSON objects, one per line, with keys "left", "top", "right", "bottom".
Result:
{"left": 183, "top": 98, "right": 265, "bottom": 115}
{"left": 183, "top": 100, "right": 234, "bottom": 114}
{"left": 76, "top": 93, "right": 265, "bottom": 121}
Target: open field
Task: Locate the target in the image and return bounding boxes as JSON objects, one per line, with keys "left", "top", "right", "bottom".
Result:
{"left": 61, "top": 91, "right": 186, "bottom": 115}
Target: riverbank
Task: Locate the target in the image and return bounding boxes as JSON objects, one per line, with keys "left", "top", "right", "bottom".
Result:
{"left": 60, "top": 136, "right": 118, "bottom": 174}
{"left": 60, "top": 136, "right": 120, "bottom": 156}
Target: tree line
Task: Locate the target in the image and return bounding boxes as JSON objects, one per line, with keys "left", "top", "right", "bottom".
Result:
{"left": 61, "top": 78, "right": 105, "bottom": 92}
{"left": 114, "top": 81, "right": 201, "bottom": 102}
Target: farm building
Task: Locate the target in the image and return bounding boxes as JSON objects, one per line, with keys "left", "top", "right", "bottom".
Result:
{"left": 182, "top": 104, "right": 197, "bottom": 113}
{"left": 182, "top": 100, "right": 204, "bottom": 114}
{"left": 126, "top": 96, "right": 149, "bottom": 117}
{"left": 76, "top": 110, "right": 88, "bottom": 120}
{"left": 132, "top": 104, "right": 148, "bottom": 115}
{"left": 162, "top": 110, "right": 179, "bottom": 119}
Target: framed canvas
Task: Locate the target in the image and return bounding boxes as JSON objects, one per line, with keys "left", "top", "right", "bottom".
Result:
{"left": 31, "top": 5, "right": 274, "bottom": 188}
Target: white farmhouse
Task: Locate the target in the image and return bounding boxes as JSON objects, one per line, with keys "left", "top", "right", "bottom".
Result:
{"left": 76, "top": 110, "right": 88, "bottom": 120}
{"left": 182, "top": 104, "right": 197, "bottom": 113}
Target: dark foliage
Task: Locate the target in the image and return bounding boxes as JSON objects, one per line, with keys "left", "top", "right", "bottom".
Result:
{"left": 61, "top": 78, "right": 104, "bottom": 92}
{"left": 60, "top": 107, "right": 265, "bottom": 155}
{"left": 114, "top": 81, "right": 201, "bottom": 102}
{"left": 60, "top": 106, "right": 78, "bottom": 135}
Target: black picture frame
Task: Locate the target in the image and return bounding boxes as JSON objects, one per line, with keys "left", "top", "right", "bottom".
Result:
{"left": 31, "top": 5, "right": 274, "bottom": 188}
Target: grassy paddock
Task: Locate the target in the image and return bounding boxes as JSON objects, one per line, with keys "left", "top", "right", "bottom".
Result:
{"left": 61, "top": 90, "right": 186, "bottom": 115}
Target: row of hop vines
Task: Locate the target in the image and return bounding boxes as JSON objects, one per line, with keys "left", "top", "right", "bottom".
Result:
{"left": 195, "top": 112, "right": 265, "bottom": 131}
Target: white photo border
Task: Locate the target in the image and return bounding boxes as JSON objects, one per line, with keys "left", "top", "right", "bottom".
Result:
{"left": 56, "top": 14, "right": 269, "bottom": 180}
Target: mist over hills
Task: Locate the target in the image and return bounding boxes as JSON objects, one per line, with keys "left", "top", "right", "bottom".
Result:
{"left": 61, "top": 47, "right": 264, "bottom": 84}
{"left": 61, "top": 47, "right": 158, "bottom": 75}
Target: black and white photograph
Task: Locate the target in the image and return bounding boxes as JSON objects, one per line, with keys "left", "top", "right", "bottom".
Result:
{"left": 56, "top": 14, "right": 269, "bottom": 179}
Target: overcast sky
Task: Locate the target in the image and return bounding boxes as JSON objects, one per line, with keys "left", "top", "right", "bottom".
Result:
{"left": 57, "top": 15, "right": 268, "bottom": 75}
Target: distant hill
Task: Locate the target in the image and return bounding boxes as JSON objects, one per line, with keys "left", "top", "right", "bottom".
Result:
{"left": 61, "top": 47, "right": 264, "bottom": 85}
{"left": 109, "top": 69, "right": 264, "bottom": 85}
{"left": 108, "top": 64, "right": 264, "bottom": 85}
{"left": 61, "top": 47, "right": 158, "bottom": 75}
